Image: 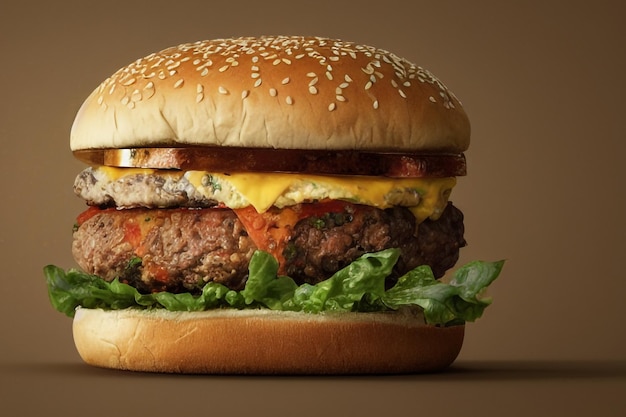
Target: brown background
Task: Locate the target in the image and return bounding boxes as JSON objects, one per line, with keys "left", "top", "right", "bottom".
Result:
{"left": 1, "top": 0, "right": 624, "bottom": 415}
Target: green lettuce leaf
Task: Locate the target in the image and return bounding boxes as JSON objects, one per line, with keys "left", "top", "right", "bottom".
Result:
{"left": 381, "top": 260, "right": 504, "bottom": 325}
{"left": 44, "top": 249, "right": 503, "bottom": 325}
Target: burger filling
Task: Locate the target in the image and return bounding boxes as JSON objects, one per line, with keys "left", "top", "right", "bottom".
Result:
{"left": 71, "top": 166, "right": 466, "bottom": 294}
{"left": 72, "top": 202, "right": 465, "bottom": 293}
{"left": 74, "top": 166, "right": 456, "bottom": 222}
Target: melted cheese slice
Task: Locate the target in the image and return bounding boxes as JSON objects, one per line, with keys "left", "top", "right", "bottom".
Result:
{"left": 196, "top": 172, "right": 455, "bottom": 223}
{"left": 95, "top": 167, "right": 456, "bottom": 223}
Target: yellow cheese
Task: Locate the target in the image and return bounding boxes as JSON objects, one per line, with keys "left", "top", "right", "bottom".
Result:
{"left": 97, "top": 166, "right": 456, "bottom": 223}
{"left": 210, "top": 172, "right": 456, "bottom": 223}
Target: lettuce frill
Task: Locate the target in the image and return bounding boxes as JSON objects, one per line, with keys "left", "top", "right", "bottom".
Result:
{"left": 44, "top": 249, "right": 503, "bottom": 326}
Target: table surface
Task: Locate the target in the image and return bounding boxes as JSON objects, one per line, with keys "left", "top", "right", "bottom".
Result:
{"left": 2, "top": 359, "right": 624, "bottom": 416}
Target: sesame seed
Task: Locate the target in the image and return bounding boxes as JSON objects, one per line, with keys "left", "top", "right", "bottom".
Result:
{"left": 97, "top": 96, "right": 104, "bottom": 105}
{"left": 121, "top": 96, "right": 130, "bottom": 105}
{"left": 218, "top": 86, "right": 229, "bottom": 95}
{"left": 143, "top": 86, "right": 155, "bottom": 99}
{"left": 285, "top": 96, "right": 294, "bottom": 105}
{"left": 106, "top": 36, "right": 458, "bottom": 116}
{"left": 131, "top": 90, "right": 142, "bottom": 101}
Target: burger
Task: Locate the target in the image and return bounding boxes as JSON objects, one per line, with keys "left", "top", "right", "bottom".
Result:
{"left": 45, "top": 35, "right": 503, "bottom": 374}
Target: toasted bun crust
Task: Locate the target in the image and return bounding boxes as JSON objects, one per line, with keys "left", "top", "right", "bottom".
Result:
{"left": 70, "top": 36, "right": 470, "bottom": 153}
{"left": 73, "top": 308, "right": 464, "bottom": 374}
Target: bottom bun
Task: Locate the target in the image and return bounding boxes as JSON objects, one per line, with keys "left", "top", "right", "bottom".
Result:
{"left": 73, "top": 307, "right": 464, "bottom": 374}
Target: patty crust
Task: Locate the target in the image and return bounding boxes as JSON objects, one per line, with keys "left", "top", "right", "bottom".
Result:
{"left": 72, "top": 203, "right": 465, "bottom": 293}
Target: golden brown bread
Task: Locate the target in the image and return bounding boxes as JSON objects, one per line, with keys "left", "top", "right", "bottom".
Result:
{"left": 73, "top": 308, "right": 464, "bottom": 374}
{"left": 70, "top": 36, "right": 470, "bottom": 153}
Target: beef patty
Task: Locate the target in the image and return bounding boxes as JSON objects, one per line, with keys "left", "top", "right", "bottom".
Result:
{"left": 284, "top": 202, "right": 465, "bottom": 284}
{"left": 72, "top": 203, "right": 465, "bottom": 293}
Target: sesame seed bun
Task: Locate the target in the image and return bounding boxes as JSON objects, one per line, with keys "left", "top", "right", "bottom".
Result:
{"left": 72, "top": 308, "right": 464, "bottom": 374}
{"left": 63, "top": 36, "right": 473, "bottom": 375}
{"left": 70, "top": 36, "right": 470, "bottom": 153}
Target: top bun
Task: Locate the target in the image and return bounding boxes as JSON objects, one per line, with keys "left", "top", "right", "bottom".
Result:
{"left": 70, "top": 36, "right": 470, "bottom": 153}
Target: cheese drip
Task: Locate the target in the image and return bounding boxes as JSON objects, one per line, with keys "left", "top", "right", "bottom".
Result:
{"left": 195, "top": 172, "right": 455, "bottom": 223}
{"left": 94, "top": 167, "right": 456, "bottom": 223}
